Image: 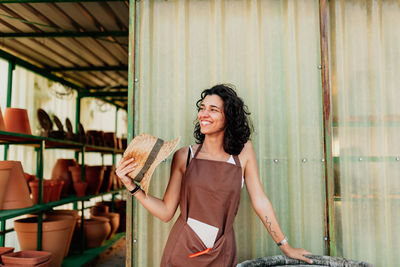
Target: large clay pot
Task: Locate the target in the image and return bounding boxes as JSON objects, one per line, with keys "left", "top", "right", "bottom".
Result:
{"left": 68, "top": 166, "right": 83, "bottom": 183}
{"left": 99, "top": 165, "right": 114, "bottom": 193}
{"left": 0, "top": 161, "right": 33, "bottom": 210}
{"left": 96, "top": 200, "right": 126, "bottom": 232}
{"left": 1, "top": 250, "right": 52, "bottom": 266}
{"left": 0, "top": 107, "right": 5, "bottom": 131}
{"left": 91, "top": 212, "right": 120, "bottom": 239}
{"left": 14, "top": 217, "right": 73, "bottom": 267}
{"left": 3, "top": 108, "right": 32, "bottom": 135}
{"left": 45, "top": 210, "right": 79, "bottom": 258}
{"left": 0, "top": 168, "right": 9, "bottom": 210}
{"left": 85, "top": 166, "right": 105, "bottom": 195}
{"left": 82, "top": 218, "right": 111, "bottom": 248}
{"left": 51, "top": 159, "right": 78, "bottom": 197}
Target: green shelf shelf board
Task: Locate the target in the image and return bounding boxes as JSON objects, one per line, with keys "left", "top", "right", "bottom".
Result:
{"left": 62, "top": 232, "right": 125, "bottom": 267}
{"left": 0, "top": 131, "right": 124, "bottom": 154}
{"left": 0, "top": 190, "right": 124, "bottom": 220}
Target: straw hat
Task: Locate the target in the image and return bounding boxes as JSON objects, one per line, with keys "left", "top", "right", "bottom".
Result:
{"left": 123, "top": 133, "right": 180, "bottom": 194}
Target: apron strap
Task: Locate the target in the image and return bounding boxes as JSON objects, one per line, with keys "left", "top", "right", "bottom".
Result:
{"left": 233, "top": 155, "right": 241, "bottom": 167}
{"left": 193, "top": 143, "right": 203, "bottom": 159}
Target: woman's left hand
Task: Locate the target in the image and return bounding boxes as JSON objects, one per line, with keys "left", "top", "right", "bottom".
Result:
{"left": 279, "top": 243, "right": 313, "bottom": 264}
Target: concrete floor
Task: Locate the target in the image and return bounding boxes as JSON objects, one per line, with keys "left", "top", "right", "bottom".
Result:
{"left": 86, "top": 237, "right": 126, "bottom": 267}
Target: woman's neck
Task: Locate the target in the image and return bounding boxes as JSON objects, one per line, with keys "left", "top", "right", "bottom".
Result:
{"left": 202, "top": 134, "right": 226, "bottom": 157}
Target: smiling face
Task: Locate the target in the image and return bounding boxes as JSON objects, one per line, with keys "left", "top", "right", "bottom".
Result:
{"left": 197, "top": 94, "right": 226, "bottom": 136}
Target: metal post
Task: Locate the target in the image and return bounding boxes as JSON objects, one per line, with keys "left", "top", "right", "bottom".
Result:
{"left": 75, "top": 94, "right": 82, "bottom": 163}
{"left": 36, "top": 140, "right": 45, "bottom": 250}
{"left": 319, "top": 0, "right": 335, "bottom": 256}
{"left": 0, "top": 220, "right": 5, "bottom": 246}
{"left": 127, "top": 0, "right": 138, "bottom": 266}
{"left": 3, "top": 60, "right": 15, "bottom": 161}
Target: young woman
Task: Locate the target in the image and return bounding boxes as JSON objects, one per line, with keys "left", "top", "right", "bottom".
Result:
{"left": 116, "top": 84, "right": 312, "bottom": 266}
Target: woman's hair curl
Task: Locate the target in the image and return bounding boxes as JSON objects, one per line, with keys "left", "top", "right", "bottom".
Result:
{"left": 194, "top": 84, "right": 253, "bottom": 155}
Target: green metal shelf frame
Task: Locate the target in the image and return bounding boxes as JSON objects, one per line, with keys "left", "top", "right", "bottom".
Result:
{"left": 62, "top": 232, "right": 126, "bottom": 267}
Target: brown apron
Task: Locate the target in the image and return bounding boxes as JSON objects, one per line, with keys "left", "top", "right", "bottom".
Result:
{"left": 160, "top": 144, "right": 242, "bottom": 267}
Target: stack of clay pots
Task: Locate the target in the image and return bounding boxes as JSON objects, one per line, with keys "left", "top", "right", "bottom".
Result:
{"left": 28, "top": 180, "right": 64, "bottom": 204}
{"left": 2, "top": 107, "right": 32, "bottom": 135}
{"left": 68, "top": 165, "right": 105, "bottom": 196}
{"left": 90, "top": 204, "right": 120, "bottom": 239}
{"left": 0, "top": 161, "right": 33, "bottom": 210}
{"left": 13, "top": 214, "right": 75, "bottom": 267}
{"left": 1, "top": 250, "right": 52, "bottom": 266}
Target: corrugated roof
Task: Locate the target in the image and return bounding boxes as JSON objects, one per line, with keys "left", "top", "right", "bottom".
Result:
{"left": 0, "top": 0, "right": 129, "bottom": 109}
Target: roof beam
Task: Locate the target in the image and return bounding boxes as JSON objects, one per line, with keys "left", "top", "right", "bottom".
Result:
{"left": 0, "top": 0, "right": 124, "bottom": 3}
{"left": 48, "top": 65, "right": 127, "bottom": 72}
{"left": 0, "top": 31, "right": 128, "bottom": 38}
{"left": 79, "top": 91, "right": 127, "bottom": 97}
{"left": 0, "top": 48, "right": 84, "bottom": 92}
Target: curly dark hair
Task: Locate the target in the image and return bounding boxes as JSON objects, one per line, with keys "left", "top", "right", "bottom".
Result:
{"left": 194, "top": 84, "right": 253, "bottom": 155}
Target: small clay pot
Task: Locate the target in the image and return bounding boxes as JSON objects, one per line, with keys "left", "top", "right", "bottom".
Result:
{"left": 24, "top": 173, "right": 36, "bottom": 184}
{"left": 0, "top": 161, "right": 33, "bottom": 210}
{"left": 90, "top": 204, "right": 109, "bottom": 215}
{"left": 4, "top": 108, "right": 32, "bottom": 135}
{"left": 1, "top": 250, "right": 51, "bottom": 266}
{"left": 29, "top": 180, "right": 52, "bottom": 204}
{"left": 0, "top": 107, "right": 6, "bottom": 131}
{"left": 82, "top": 218, "right": 111, "bottom": 248}
{"left": 73, "top": 181, "right": 88, "bottom": 197}
{"left": 85, "top": 166, "right": 105, "bottom": 195}
{"left": 49, "top": 180, "right": 64, "bottom": 202}
{"left": 91, "top": 212, "right": 120, "bottom": 239}
{"left": 51, "top": 159, "right": 78, "bottom": 197}
{"left": 99, "top": 165, "right": 114, "bottom": 193}
{"left": 68, "top": 166, "right": 83, "bottom": 183}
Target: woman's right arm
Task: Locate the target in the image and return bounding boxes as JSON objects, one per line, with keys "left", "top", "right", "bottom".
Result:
{"left": 115, "top": 147, "right": 187, "bottom": 222}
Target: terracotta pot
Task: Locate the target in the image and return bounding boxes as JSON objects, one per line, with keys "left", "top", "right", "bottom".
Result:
{"left": 82, "top": 218, "right": 111, "bottom": 248}
{"left": 1, "top": 250, "right": 52, "bottom": 266}
{"left": 0, "top": 107, "right": 6, "bottom": 131}
{"left": 0, "top": 161, "right": 34, "bottom": 210}
{"left": 29, "top": 180, "right": 52, "bottom": 204}
{"left": 0, "top": 247, "right": 14, "bottom": 264}
{"left": 100, "top": 166, "right": 114, "bottom": 193}
{"left": 3, "top": 108, "right": 32, "bottom": 135}
{"left": 73, "top": 181, "right": 88, "bottom": 197}
{"left": 96, "top": 200, "right": 126, "bottom": 232}
{"left": 91, "top": 212, "right": 120, "bottom": 239}
{"left": 51, "top": 159, "right": 78, "bottom": 197}
{"left": 85, "top": 166, "right": 105, "bottom": 195}
{"left": 68, "top": 166, "right": 83, "bottom": 183}
{"left": 49, "top": 180, "right": 64, "bottom": 202}
{"left": 24, "top": 173, "right": 36, "bottom": 184}
{"left": 90, "top": 204, "right": 109, "bottom": 215}
{"left": 104, "top": 132, "right": 117, "bottom": 148}
{"left": 45, "top": 210, "right": 79, "bottom": 258}
{"left": 14, "top": 217, "right": 73, "bottom": 267}
{"left": 0, "top": 168, "right": 10, "bottom": 210}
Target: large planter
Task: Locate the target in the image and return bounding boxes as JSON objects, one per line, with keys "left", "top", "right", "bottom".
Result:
{"left": 45, "top": 210, "right": 79, "bottom": 258}
{"left": 91, "top": 212, "right": 120, "bottom": 239}
{"left": 236, "top": 255, "right": 373, "bottom": 267}
{"left": 96, "top": 200, "right": 126, "bottom": 232}
{"left": 0, "top": 161, "right": 33, "bottom": 210}
{"left": 51, "top": 159, "right": 78, "bottom": 197}
{"left": 3, "top": 108, "right": 32, "bottom": 135}
{"left": 14, "top": 217, "right": 74, "bottom": 267}
{"left": 0, "top": 247, "right": 14, "bottom": 264}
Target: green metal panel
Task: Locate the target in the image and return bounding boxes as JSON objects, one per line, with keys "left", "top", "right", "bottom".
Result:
{"left": 0, "top": 31, "right": 127, "bottom": 39}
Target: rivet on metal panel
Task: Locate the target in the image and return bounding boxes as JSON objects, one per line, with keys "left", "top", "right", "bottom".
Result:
{"left": 324, "top": 237, "right": 328, "bottom": 241}
{"left": 273, "top": 159, "right": 279, "bottom": 163}
{"left": 134, "top": 78, "right": 139, "bottom": 83}
{"left": 133, "top": 239, "right": 137, "bottom": 243}
{"left": 396, "top": 157, "right": 400, "bottom": 161}
{"left": 359, "top": 157, "right": 363, "bottom": 161}
{"left": 318, "top": 65, "right": 322, "bottom": 70}
{"left": 321, "top": 158, "right": 325, "bottom": 162}
{"left": 302, "top": 158, "right": 307, "bottom": 163}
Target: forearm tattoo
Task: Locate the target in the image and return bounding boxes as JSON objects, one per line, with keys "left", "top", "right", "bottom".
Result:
{"left": 265, "top": 216, "right": 278, "bottom": 238}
